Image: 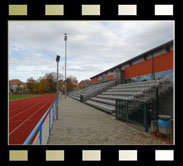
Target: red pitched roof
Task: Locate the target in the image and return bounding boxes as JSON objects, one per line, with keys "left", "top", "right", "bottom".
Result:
{"left": 9, "top": 79, "right": 23, "bottom": 85}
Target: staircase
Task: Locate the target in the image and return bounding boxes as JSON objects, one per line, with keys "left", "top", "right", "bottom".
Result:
{"left": 69, "top": 79, "right": 116, "bottom": 101}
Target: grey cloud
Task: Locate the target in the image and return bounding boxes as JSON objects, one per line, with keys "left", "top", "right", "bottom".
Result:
{"left": 9, "top": 21, "right": 174, "bottom": 82}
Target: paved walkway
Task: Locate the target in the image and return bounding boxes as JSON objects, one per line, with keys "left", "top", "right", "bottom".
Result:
{"left": 47, "top": 96, "right": 171, "bottom": 145}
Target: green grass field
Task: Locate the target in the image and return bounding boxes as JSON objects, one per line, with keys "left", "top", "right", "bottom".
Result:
{"left": 9, "top": 94, "right": 39, "bottom": 101}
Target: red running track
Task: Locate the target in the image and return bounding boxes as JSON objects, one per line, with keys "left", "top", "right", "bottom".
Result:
{"left": 9, "top": 94, "right": 57, "bottom": 145}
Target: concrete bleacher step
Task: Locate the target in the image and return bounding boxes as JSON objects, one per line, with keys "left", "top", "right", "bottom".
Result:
{"left": 107, "top": 87, "right": 146, "bottom": 92}
{"left": 90, "top": 97, "right": 115, "bottom": 106}
{"left": 101, "top": 91, "right": 139, "bottom": 96}
{"left": 85, "top": 100, "right": 115, "bottom": 114}
{"left": 70, "top": 79, "right": 172, "bottom": 113}
{"left": 97, "top": 94, "right": 133, "bottom": 100}
{"left": 112, "top": 85, "right": 149, "bottom": 90}
{"left": 70, "top": 95, "right": 80, "bottom": 101}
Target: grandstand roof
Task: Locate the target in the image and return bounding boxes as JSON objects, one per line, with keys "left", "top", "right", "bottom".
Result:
{"left": 90, "top": 40, "right": 173, "bottom": 79}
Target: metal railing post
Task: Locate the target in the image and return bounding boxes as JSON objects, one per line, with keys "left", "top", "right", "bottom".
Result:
{"left": 49, "top": 108, "right": 51, "bottom": 136}
{"left": 39, "top": 124, "right": 42, "bottom": 144}
{"left": 53, "top": 104, "right": 54, "bottom": 122}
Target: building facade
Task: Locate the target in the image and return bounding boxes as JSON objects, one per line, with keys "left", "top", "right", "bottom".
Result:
{"left": 9, "top": 79, "right": 26, "bottom": 93}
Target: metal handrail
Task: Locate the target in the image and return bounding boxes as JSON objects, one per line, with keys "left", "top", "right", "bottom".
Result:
{"left": 23, "top": 98, "right": 57, "bottom": 145}
{"left": 83, "top": 80, "right": 116, "bottom": 101}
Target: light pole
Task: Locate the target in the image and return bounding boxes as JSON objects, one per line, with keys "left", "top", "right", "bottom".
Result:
{"left": 56, "top": 55, "right": 60, "bottom": 120}
{"left": 64, "top": 33, "right": 67, "bottom": 98}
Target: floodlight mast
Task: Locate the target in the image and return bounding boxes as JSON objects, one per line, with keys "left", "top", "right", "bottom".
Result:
{"left": 56, "top": 55, "right": 60, "bottom": 120}
{"left": 64, "top": 33, "right": 67, "bottom": 99}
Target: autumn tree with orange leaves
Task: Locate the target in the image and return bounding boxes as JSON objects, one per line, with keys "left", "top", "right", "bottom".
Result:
{"left": 66, "top": 76, "right": 78, "bottom": 92}
{"left": 26, "top": 73, "right": 78, "bottom": 94}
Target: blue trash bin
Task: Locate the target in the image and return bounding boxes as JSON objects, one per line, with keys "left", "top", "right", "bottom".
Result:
{"left": 158, "top": 119, "right": 171, "bottom": 128}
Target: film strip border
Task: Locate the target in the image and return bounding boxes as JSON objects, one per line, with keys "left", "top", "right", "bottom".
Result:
{"left": 7, "top": 149, "right": 175, "bottom": 162}
{"left": 2, "top": 1, "right": 177, "bottom": 166}
{"left": 7, "top": 3, "right": 175, "bottom": 17}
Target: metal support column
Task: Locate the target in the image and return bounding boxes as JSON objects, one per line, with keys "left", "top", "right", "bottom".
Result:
{"left": 144, "top": 103, "right": 149, "bottom": 132}
{"left": 56, "top": 55, "right": 60, "bottom": 120}
{"left": 56, "top": 61, "right": 59, "bottom": 120}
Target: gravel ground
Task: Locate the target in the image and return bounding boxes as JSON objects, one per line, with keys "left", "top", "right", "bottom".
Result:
{"left": 47, "top": 96, "right": 171, "bottom": 145}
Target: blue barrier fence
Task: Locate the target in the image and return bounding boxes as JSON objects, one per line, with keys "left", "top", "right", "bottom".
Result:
{"left": 23, "top": 97, "right": 58, "bottom": 145}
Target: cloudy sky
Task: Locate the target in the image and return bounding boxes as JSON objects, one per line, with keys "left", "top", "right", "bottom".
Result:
{"left": 9, "top": 21, "right": 174, "bottom": 83}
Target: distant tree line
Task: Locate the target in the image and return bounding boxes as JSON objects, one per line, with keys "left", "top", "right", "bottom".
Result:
{"left": 26, "top": 72, "right": 78, "bottom": 94}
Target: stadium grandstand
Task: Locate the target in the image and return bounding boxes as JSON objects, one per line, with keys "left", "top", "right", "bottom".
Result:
{"left": 69, "top": 40, "right": 174, "bottom": 132}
